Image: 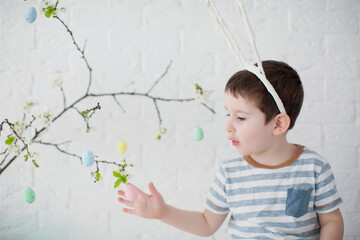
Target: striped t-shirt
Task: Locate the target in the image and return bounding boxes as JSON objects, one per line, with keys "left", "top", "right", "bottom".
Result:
{"left": 206, "top": 145, "right": 342, "bottom": 239}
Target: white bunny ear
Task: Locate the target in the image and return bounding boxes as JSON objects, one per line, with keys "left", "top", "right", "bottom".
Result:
{"left": 206, "top": 0, "right": 249, "bottom": 69}
{"left": 207, "top": 0, "right": 287, "bottom": 114}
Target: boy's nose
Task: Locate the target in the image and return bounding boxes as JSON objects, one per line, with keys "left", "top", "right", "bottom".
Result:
{"left": 225, "top": 120, "right": 235, "bottom": 133}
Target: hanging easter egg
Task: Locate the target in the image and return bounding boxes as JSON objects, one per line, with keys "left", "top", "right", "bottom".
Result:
{"left": 24, "top": 187, "right": 36, "bottom": 204}
{"left": 192, "top": 126, "right": 204, "bottom": 141}
{"left": 125, "top": 183, "right": 138, "bottom": 202}
{"left": 82, "top": 149, "right": 94, "bottom": 167}
{"left": 24, "top": 7, "right": 37, "bottom": 24}
{"left": 117, "top": 140, "right": 127, "bottom": 154}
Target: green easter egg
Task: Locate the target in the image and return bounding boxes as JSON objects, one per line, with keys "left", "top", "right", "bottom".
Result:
{"left": 24, "top": 187, "right": 35, "bottom": 204}
{"left": 192, "top": 126, "right": 204, "bottom": 141}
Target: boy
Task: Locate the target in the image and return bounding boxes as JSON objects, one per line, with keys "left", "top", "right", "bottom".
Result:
{"left": 118, "top": 60, "right": 344, "bottom": 239}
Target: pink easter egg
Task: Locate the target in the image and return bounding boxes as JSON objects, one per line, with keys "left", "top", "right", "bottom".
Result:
{"left": 125, "top": 183, "right": 138, "bottom": 202}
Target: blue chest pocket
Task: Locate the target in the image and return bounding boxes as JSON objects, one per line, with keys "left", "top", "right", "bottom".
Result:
{"left": 285, "top": 186, "right": 313, "bottom": 218}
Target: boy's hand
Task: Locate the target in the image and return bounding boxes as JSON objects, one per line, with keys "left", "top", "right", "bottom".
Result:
{"left": 117, "top": 182, "right": 167, "bottom": 219}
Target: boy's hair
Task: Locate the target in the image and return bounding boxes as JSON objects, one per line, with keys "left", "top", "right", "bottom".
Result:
{"left": 225, "top": 60, "right": 303, "bottom": 130}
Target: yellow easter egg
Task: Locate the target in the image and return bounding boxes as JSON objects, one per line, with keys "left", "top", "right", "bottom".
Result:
{"left": 117, "top": 140, "right": 127, "bottom": 154}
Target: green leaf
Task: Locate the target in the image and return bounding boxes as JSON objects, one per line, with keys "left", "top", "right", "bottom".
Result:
{"left": 81, "top": 110, "right": 89, "bottom": 117}
{"left": 32, "top": 160, "right": 39, "bottom": 168}
{"left": 5, "top": 135, "right": 15, "bottom": 145}
{"left": 113, "top": 171, "right": 121, "bottom": 178}
{"left": 95, "top": 172, "right": 101, "bottom": 181}
{"left": 157, "top": 135, "right": 161, "bottom": 140}
{"left": 121, "top": 175, "right": 127, "bottom": 184}
{"left": 45, "top": 9, "right": 52, "bottom": 18}
{"left": 114, "top": 178, "right": 122, "bottom": 188}
{"left": 24, "top": 155, "right": 29, "bottom": 162}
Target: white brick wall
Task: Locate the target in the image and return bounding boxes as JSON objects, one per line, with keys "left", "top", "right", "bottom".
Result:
{"left": 0, "top": 0, "right": 359, "bottom": 239}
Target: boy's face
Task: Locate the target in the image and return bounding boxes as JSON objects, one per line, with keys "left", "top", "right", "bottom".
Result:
{"left": 224, "top": 91, "right": 275, "bottom": 156}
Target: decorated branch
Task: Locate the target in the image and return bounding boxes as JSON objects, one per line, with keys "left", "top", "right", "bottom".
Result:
{"left": 0, "top": 0, "right": 215, "bottom": 200}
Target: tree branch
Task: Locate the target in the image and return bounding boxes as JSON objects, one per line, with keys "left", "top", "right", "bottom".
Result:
{"left": 34, "top": 140, "right": 80, "bottom": 160}
{"left": 0, "top": 7, "right": 216, "bottom": 180}
{"left": 153, "top": 99, "right": 162, "bottom": 126}
{"left": 60, "top": 86, "right": 67, "bottom": 109}
{"left": 146, "top": 60, "right": 173, "bottom": 95}
{"left": 112, "top": 95, "right": 126, "bottom": 113}
{"left": 53, "top": 15, "right": 93, "bottom": 95}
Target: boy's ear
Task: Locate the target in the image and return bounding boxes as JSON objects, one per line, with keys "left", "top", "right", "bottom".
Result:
{"left": 272, "top": 113, "right": 291, "bottom": 136}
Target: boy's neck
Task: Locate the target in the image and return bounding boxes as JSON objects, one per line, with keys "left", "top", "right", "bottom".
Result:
{"left": 249, "top": 138, "right": 297, "bottom": 167}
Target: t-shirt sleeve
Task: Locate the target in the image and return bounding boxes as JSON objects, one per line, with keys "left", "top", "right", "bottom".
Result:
{"left": 205, "top": 164, "right": 230, "bottom": 214}
{"left": 315, "top": 160, "right": 343, "bottom": 214}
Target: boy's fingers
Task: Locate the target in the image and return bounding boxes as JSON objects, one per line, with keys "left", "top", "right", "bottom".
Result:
{"left": 149, "top": 182, "right": 160, "bottom": 196}
{"left": 117, "top": 190, "right": 126, "bottom": 197}
{"left": 118, "top": 197, "right": 135, "bottom": 208}
{"left": 127, "top": 183, "right": 149, "bottom": 199}
{"left": 137, "top": 191, "right": 147, "bottom": 202}
{"left": 122, "top": 208, "right": 137, "bottom": 215}
{"left": 127, "top": 183, "right": 143, "bottom": 194}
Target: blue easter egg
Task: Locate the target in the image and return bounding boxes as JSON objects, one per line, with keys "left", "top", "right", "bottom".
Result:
{"left": 25, "top": 7, "right": 37, "bottom": 24}
{"left": 24, "top": 187, "right": 36, "bottom": 204}
{"left": 82, "top": 150, "right": 94, "bottom": 167}
{"left": 192, "top": 126, "right": 204, "bottom": 141}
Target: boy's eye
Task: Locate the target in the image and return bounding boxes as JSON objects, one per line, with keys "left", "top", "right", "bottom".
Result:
{"left": 225, "top": 114, "right": 245, "bottom": 121}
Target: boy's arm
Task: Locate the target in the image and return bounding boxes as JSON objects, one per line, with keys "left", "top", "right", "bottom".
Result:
{"left": 118, "top": 182, "right": 228, "bottom": 237}
{"left": 160, "top": 206, "right": 228, "bottom": 237}
{"left": 318, "top": 209, "right": 344, "bottom": 240}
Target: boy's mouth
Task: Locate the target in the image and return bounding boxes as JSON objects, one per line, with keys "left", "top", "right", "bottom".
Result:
{"left": 228, "top": 136, "right": 239, "bottom": 146}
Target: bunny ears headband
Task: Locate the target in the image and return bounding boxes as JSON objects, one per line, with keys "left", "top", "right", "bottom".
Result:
{"left": 207, "top": 0, "right": 287, "bottom": 114}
